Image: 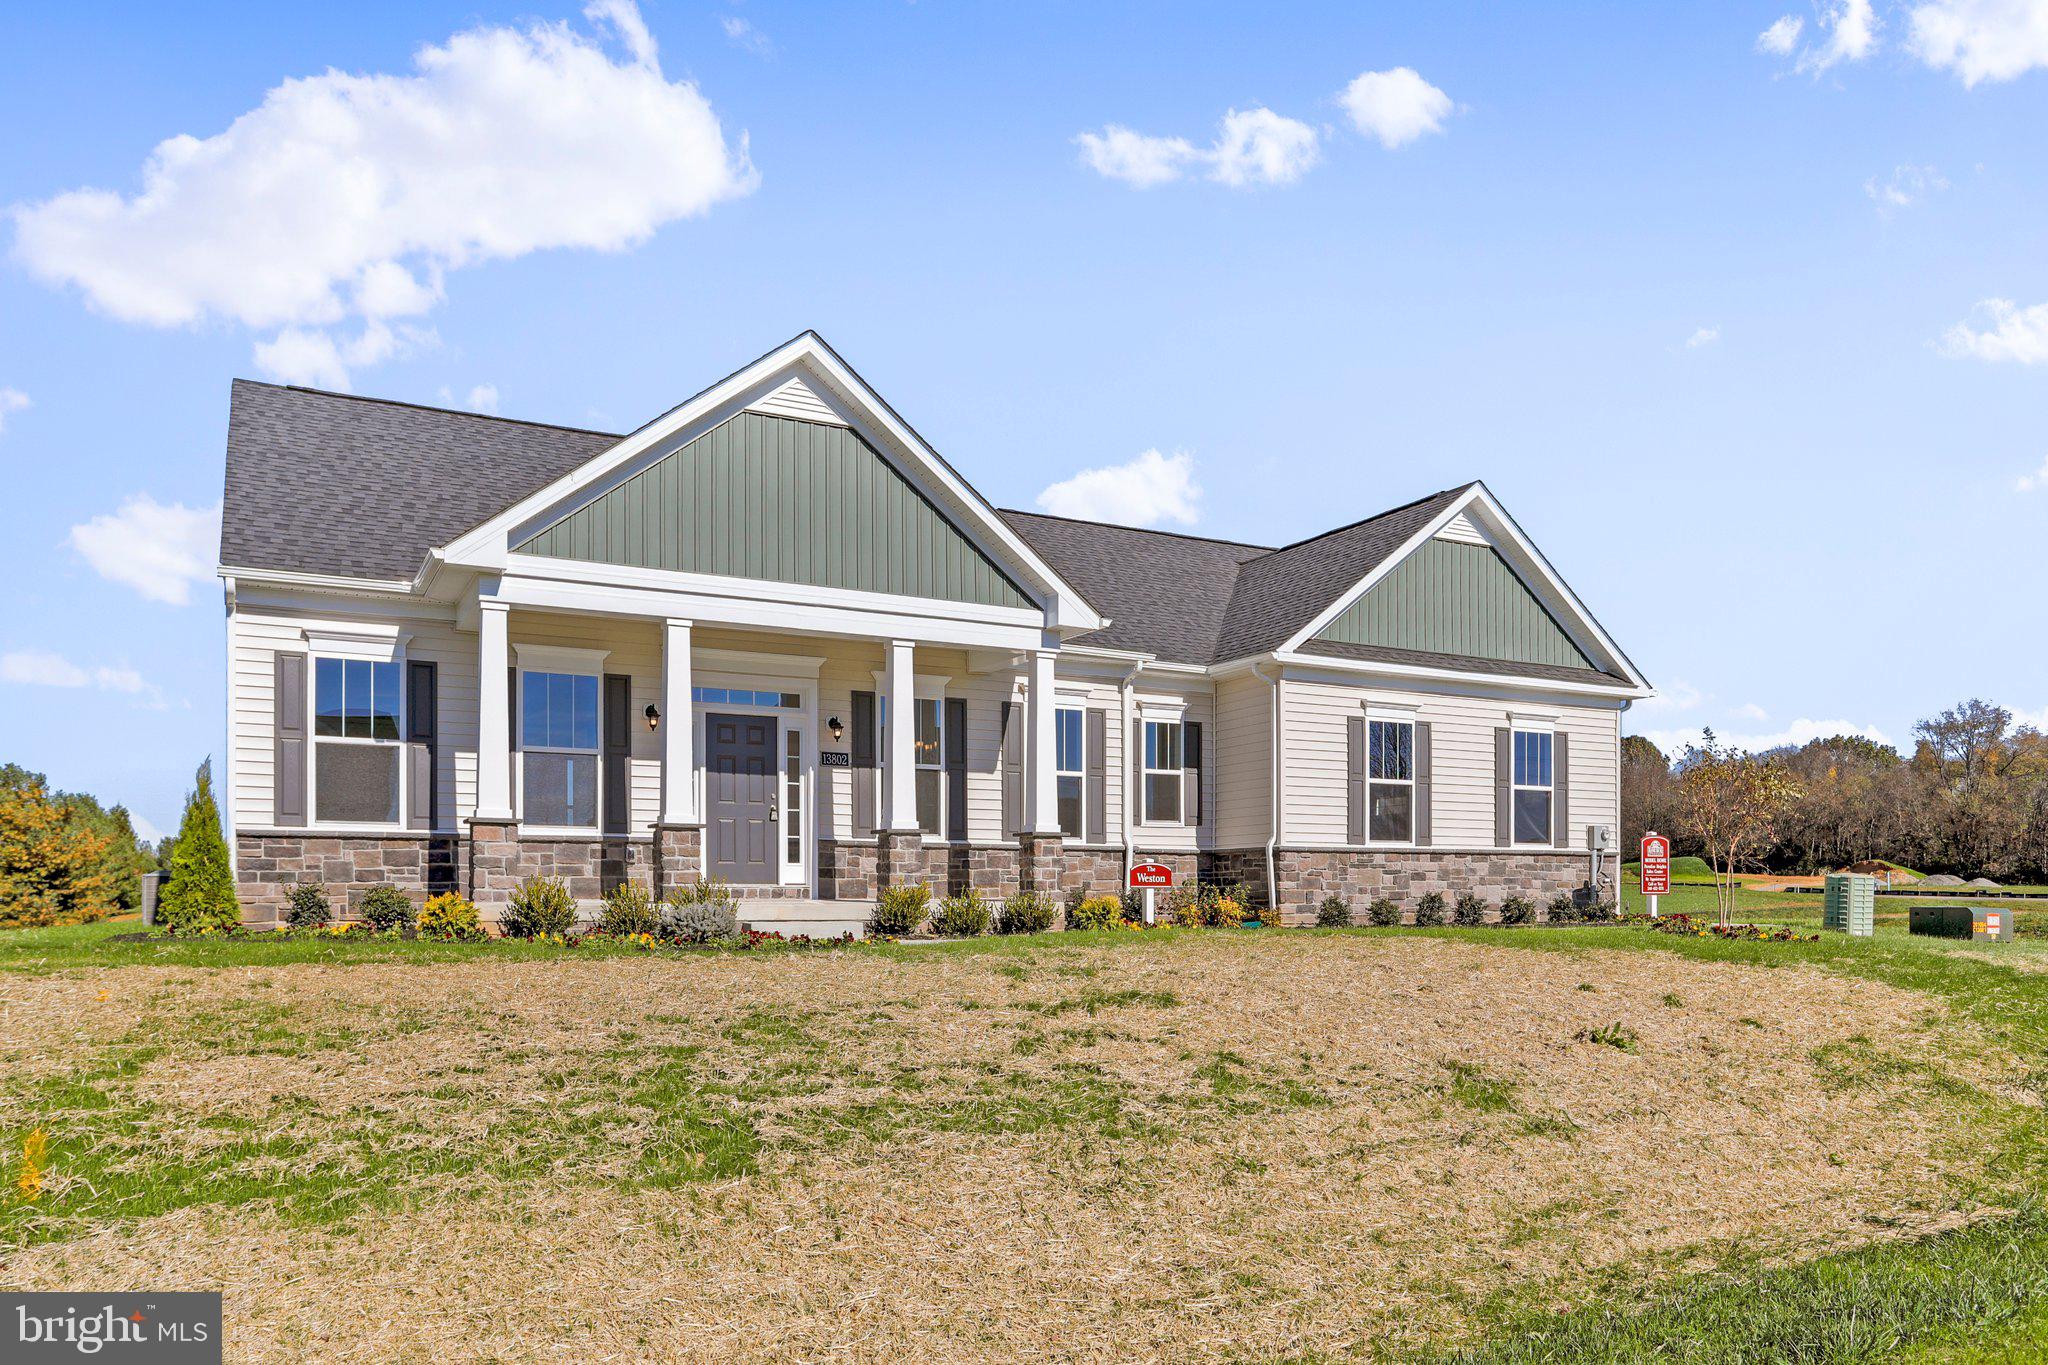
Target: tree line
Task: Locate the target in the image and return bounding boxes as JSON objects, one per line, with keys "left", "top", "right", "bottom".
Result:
{"left": 1624, "top": 699, "right": 2048, "bottom": 881}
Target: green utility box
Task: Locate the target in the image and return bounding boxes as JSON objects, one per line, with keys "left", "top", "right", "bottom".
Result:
{"left": 1910, "top": 904, "right": 2015, "bottom": 942}
{"left": 1823, "top": 873, "right": 1875, "bottom": 937}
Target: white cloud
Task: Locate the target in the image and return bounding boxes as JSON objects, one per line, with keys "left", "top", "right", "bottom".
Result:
{"left": 1685, "top": 326, "right": 1720, "bottom": 348}
{"left": 1036, "top": 449, "right": 1201, "bottom": 529}
{"left": 1941, "top": 298, "right": 2048, "bottom": 364}
{"left": 1634, "top": 718, "right": 1890, "bottom": 755}
{"left": 0, "top": 386, "right": 27, "bottom": 436}
{"left": 1908, "top": 0, "right": 2048, "bottom": 86}
{"left": 1733, "top": 702, "right": 1770, "bottom": 722}
{"left": 1865, "top": 163, "right": 1948, "bottom": 211}
{"left": 67, "top": 495, "right": 222, "bottom": 606}
{"left": 1077, "top": 108, "right": 1317, "bottom": 189}
{"left": 721, "top": 16, "right": 773, "bottom": 56}
{"left": 440, "top": 382, "right": 501, "bottom": 414}
{"left": 1338, "top": 67, "right": 1453, "bottom": 149}
{"left": 1632, "top": 678, "right": 1704, "bottom": 715}
{"left": 2016, "top": 454, "right": 2048, "bottom": 491}
{"left": 1, "top": 649, "right": 166, "bottom": 708}
{"left": 1799, "top": 0, "right": 1881, "bottom": 71}
{"left": 1758, "top": 15, "right": 1806, "bottom": 54}
{"left": 10, "top": 0, "right": 755, "bottom": 390}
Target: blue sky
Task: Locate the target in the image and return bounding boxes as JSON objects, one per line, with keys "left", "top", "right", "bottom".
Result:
{"left": 4, "top": 0, "right": 2048, "bottom": 838}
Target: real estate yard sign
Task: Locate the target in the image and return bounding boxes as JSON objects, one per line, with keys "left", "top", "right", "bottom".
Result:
{"left": 1640, "top": 832, "right": 1671, "bottom": 918}
{"left": 1129, "top": 861, "right": 1172, "bottom": 925}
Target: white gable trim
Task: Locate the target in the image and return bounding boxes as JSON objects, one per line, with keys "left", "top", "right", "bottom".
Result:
{"left": 1277, "top": 484, "right": 1651, "bottom": 692}
{"left": 745, "top": 373, "right": 847, "bottom": 426}
{"left": 434, "top": 333, "right": 1103, "bottom": 634}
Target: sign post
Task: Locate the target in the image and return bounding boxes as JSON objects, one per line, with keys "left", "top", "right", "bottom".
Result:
{"left": 1128, "top": 861, "right": 1173, "bottom": 925}
{"left": 1639, "top": 832, "right": 1671, "bottom": 919}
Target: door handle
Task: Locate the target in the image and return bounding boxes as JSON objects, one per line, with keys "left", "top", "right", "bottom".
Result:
{"left": 768, "top": 802, "right": 778, "bottom": 820}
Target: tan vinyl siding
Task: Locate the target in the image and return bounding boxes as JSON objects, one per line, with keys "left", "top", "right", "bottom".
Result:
{"left": 1281, "top": 677, "right": 1621, "bottom": 849}
{"left": 1213, "top": 673, "right": 1272, "bottom": 848}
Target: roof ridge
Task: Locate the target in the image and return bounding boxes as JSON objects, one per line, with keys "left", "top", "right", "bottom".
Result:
{"left": 998, "top": 506, "right": 1272, "bottom": 552}
{"left": 1259, "top": 482, "right": 1477, "bottom": 555}
{"left": 235, "top": 378, "right": 624, "bottom": 440}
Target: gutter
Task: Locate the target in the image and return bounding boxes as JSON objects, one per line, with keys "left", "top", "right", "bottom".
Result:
{"left": 1250, "top": 661, "right": 1281, "bottom": 913}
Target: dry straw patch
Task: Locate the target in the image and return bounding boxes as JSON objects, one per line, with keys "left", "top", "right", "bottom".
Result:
{"left": 1, "top": 934, "right": 2004, "bottom": 1362}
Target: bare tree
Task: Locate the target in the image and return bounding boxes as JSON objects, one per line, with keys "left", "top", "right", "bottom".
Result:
{"left": 1677, "top": 730, "right": 1803, "bottom": 927}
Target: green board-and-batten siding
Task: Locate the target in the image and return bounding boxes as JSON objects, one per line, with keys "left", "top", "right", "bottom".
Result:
{"left": 1314, "top": 538, "right": 1598, "bottom": 671}
{"left": 515, "top": 411, "right": 1034, "bottom": 610}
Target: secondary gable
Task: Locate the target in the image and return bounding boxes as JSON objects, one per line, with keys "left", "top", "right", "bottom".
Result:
{"left": 1312, "top": 535, "right": 1598, "bottom": 672}
{"left": 513, "top": 410, "right": 1034, "bottom": 611}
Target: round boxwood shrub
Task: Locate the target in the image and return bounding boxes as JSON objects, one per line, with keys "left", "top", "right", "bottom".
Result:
{"left": 1452, "top": 892, "right": 1488, "bottom": 927}
{"left": 1547, "top": 892, "right": 1578, "bottom": 924}
{"left": 1067, "top": 894, "right": 1125, "bottom": 932}
{"left": 995, "top": 891, "right": 1056, "bottom": 935}
{"left": 661, "top": 881, "right": 741, "bottom": 943}
{"left": 500, "top": 877, "right": 576, "bottom": 939}
{"left": 1315, "top": 895, "right": 1351, "bottom": 928}
{"left": 1412, "top": 891, "right": 1447, "bottom": 926}
{"left": 930, "top": 889, "right": 991, "bottom": 937}
{"left": 869, "top": 883, "right": 931, "bottom": 938}
{"left": 596, "top": 881, "right": 660, "bottom": 937}
{"left": 357, "top": 885, "right": 416, "bottom": 932}
{"left": 417, "top": 892, "right": 485, "bottom": 942}
{"left": 1500, "top": 895, "right": 1535, "bottom": 926}
{"left": 1368, "top": 896, "right": 1401, "bottom": 927}
{"left": 282, "top": 882, "right": 330, "bottom": 930}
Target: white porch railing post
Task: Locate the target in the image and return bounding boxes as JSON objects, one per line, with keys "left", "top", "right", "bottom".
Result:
{"left": 474, "top": 601, "right": 514, "bottom": 821}
{"left": 661, "top": 618, "right": 695, "bottom": 825}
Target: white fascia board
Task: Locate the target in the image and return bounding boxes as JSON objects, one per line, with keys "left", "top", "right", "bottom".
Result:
{"left": 1272, "top": 649, "right": 1649, "bottom": 705}
{"left": 220, "top": 564, "right": 416, "bottom": 596}
{"left": 434, "top": 333, "right": 1104, "bottom": 633}
{"left": 230, "top": 581, "right": 457, "bottom": 625}
{"left": 488, "top": 573, "right": 1043, "bottom": 653}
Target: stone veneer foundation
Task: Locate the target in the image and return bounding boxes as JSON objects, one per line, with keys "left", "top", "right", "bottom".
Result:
{"left": 233, "top": 831, "right": 461, "bottom": 924}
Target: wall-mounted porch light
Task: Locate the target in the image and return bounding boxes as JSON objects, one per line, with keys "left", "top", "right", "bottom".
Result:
{"left": 828, "top": 715, "right": 844, "bottom": 742}
{"left": 644, "top": 703, "right": 661, "bottom": 731}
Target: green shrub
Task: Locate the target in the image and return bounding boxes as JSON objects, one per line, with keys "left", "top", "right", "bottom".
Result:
{"left": 1452, "top": 892, "right": 1488, "bottom": 926}
{"left": 1368, "top": 896, "right": 1401, "bottom": 927}
{"left": 501, "top": 877, "right": 577, "bottom": 939}
{"left": 1413, "top": 891, "right": 1447, "bottom": 926}
{"left": 995, "top": 891, "right": 1056, "bottom": 935}
{"left": 282, "top": 882, "right": 330, "bottom": 929}
{"left": 417, "top": 891, "right": 485, "bottom": 942}
{"left": 1068, "top": 894, "right": 1124, "bottom": 931}
{"left": 157, "top": 760, "right": 239, "bottom": 933}
{"left": 1547, "top": 891, "right": 1578, "bottom": 924}
{"left": 1207, "top": 884, "right": 1249, "bottom": 927}
{"left": 1500, "top": 895, "right": 1536, "bottom": 926}
{"left": 1586, "top": 899, "right": 1618, "bottom": 920}
{"left": 596, "top": 881, "right": 660, "bottom": 937}
{"left": 931, "top": 889, "right": 992, "bottom": 937}
{"left": 661, "top": 883, "right": 740, "bottom": 944}
{"left": 1316, "top": 895, "right": 1351, "bottom": 928}
{"left": 869, "top": 883, "right": 931, "bottom": 938}
{"left": 358, "top": 885, "right": 416, "bottom": 932}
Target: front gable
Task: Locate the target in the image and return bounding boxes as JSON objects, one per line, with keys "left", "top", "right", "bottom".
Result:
{"left": 514, "top": 409, "right": 1034, "bottom": 610}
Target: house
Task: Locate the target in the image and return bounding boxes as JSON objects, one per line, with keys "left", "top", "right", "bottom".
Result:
{"left": 218, "top": 331, "right": 1651, "bottom": 929}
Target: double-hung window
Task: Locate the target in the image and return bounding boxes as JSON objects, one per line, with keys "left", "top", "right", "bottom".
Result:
{"left": 1055, "top": 707, "right": 1085, "bottom": 838}
{"left": 913, "top": 697, "right": 944, "bottom": 837}
{"left": 313, "top": 658, "right": 402, "bottom": 824}
{"left": 521, "top": 671, "right": 600, "bottom": 828}
{"left": 1511, "top": 729, "right": 1554, "bottom": 844}
{"left": 1143, "top": 720, "right": 1183, "bottom": 824}
{"left": 1367, "top": 717, "right": 1415, "bottom": 843}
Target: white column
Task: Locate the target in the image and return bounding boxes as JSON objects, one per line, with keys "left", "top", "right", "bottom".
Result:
{"left": 1028, "top": 647, "right": 1060, "bottom": 835}
{"left": 474, "top": 601, "right": 513, "bottom": 820}
{"left": 884, "top": 638, "right": 917, "bottom": 831}
{"left": 661, "top": 618, "right": 695, "bottom": 825}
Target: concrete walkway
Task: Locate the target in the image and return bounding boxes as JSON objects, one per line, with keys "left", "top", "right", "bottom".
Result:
{"left": 737, "top": 899, "right": 873, "bottom": 940}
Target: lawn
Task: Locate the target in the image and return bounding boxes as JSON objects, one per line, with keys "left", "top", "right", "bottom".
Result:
{"left": 3, "top": 917, "right": 2045, "bottom": 1362}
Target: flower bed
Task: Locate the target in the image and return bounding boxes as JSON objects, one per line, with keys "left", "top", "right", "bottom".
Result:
{"left": 1626, "top": 912, "right": 1819, "bottom": 943}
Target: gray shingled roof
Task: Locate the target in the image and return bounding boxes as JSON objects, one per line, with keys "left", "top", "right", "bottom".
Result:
{"left": 220, "top": 380, "right": 617, "bottom": 581}
{"left": 219, "top": 382, "right": 1620, "bottom": 681}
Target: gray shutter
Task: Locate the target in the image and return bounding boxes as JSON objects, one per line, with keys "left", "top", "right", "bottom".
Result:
{"left": 852, "top": 691, "right": 876, "bottom": 837}
{"left": 1346, "top": 715, "right": 1366, "bottom": 845}
{"left": 1552, "top": 730, "right": 1571, "bottom": 849}
{"left": 602, "top": 674, "right": 630, "bottom": 835}
{"left": 945, "top": 697, "right": 967, "bottom": 842}
{"left": 1001, "top": 700, "right": 1024, "bottom": 836}
{"left": 1085, "top": 708, "right": 1106, "bottom": 845}
{"left": 1495, "top": 728, "right": 1513, "bottom": 846}
{"left": 1182, "top": 722, "right": 1203, "bottom": 829}
{"left": 407, "top": 660, "right": 438, "bottom": 831}
{"left": 274, "top": 653, "right": 307, "bottom": 828}
{"left": 509, "top": 666, "right": 518, "bottom": 752}
{"left": 1414, "top": 721, "right": 1433, "bottom": 847}
{"left": 1132, "top": 719, "right": 1144, "bottom": 825}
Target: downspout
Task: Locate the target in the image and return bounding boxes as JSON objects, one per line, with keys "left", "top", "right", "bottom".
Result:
{"left": 1250, "top": 662, "right": 1281, "bottom": 914}
{"left": 222, "top": 575, "right": 237, "bottom": 885}
{"left": 1119, "top": 661, "right": 1142, "bottom": 883}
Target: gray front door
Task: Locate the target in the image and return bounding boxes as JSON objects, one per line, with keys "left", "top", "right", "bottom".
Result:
{"left": 706, "top": 713, "right": 778, "bottom": 884}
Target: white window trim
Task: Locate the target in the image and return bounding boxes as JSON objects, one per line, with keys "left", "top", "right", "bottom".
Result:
{"left": 308, "top": 652, "right": 407, "bottom": 832}
{"left": 1365, "top": 714, "right": 1417, "bottom": 847}
{"left": 1510, "top": 727, "right": 1555, "bottom": 846}
{"left": 1055, "top": 704, "right": 1086, "bottom": 840}
{"left": 516, "top": 652, "right": 608, "bottom": 836}
{"left": 1140, "top": 716, "right": 1185, "bottom": 828}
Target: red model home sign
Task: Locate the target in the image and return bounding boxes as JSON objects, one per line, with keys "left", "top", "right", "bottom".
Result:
{"left": 1128, "top": 862, "right": 1174, "bottom": 889}
{"left": 1639, "top": 833, "right": 1671, "bottom": 896}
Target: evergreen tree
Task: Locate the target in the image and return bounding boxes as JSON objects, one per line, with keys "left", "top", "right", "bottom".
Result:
{"left": 158, "top": 759, "right": 239, "bottom": 932}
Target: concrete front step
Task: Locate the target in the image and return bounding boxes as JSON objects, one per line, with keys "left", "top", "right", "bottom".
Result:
{"left": 736, "top": 898, "right": 873, "bottom": 941}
